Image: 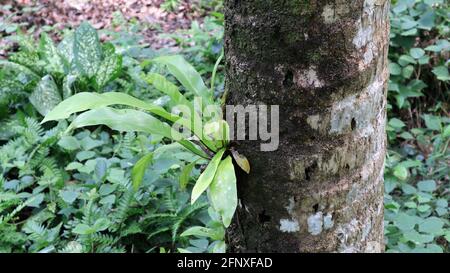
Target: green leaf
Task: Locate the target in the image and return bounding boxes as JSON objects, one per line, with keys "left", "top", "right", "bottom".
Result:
{"left": 398, "top": 55, "right": 416, "bottom": 66}
{"left": 93, "top": 218, "right": 110, "bottom": 232}
{"left": 39, "top": 32, "right": 65, "bottom": 75}
{"left": 73, "top": 224, "right": 96, "bottom": 235}
{"left": 59, "top": 190, "right": 79, "bottom": 204}
{"left": 73, "top": 22, "right": 102, "bottom": 78}
{"left": 389, "top": 63, "right": 402, "bottom": 75}
{"left": 393, "top": 165, "right": 408, "bottom": 180}
{"left": 62, "top": 74, "right": 77, "bottom": 99}
{"left": 131, "top": 153, "right": 153, "bottom": 191}
{"left": 152, "top": 55, "right": 212, "bottom": 105}
{"left": 57, "top": 136, "right": 80, "bottom": 151}
{"left": 146, "top": 72, "right": 193, "bottom": 110}
{"left": 57, "top": 32, "right": 74, "bottom": 65}
{"left": 417, "top": 180, "right": 436, "bottom": 192}
{"left": 403, "top": 230, "right": 434, "bottom": 244}
{"left": 389, "top": 118, "right": 406, "bottom": 129}
{"left": 399, "top": 131, "right": 414, "bottom": 140}
{"left": 423, "top": 114, "right": 441, "bottom": 131}
{"left": 443, "top": 125, "right": 450, "bottom": 138}
{"left": 180, "top": 226, "right": 214, "bottom": 238}
{"left": 191, "top": 148, "right": 226, "bottom": 204}
{"left": 180, "top": 226, "right": 224, "bottom": 241}
{"left": 94, "top": 51, "right": 122, "bottom": 90}
{"left": 394, "top": 212, "right": 418, "bottom": 231}
{"left": 178, "top": 140, "right": 210, "bottom": 159}
{"left": 418, "top": 217, "right": 444, "bottom": 235}
{"left": 42, "top": 92, "right": 179, "bottom": 124}
{"left": 67, "top": 107, "right": 178, "bottom": 139}
{"left": 402, "top": 65, "right": 414, "bottom": 78}
{"left": 432, "top": 66, "right": 450, "bottom": 81}
{"left": 424, "top": 0, "right": 443, "bottom": 5}
{"left": 179, "top": 160, "right": 198, "bottom": 190}
{"left": 146, "top": 72, "right": 211, "bottom": 148}
{"left": 409, "top": 48, "right": 425, "bottom": 59}
{"left": 212, "top": 241, "right": 226, "bottom": 253}
{"left": 29, "top": 75, "right": 62, "bottom": 116}
{"left": 76, "top": 151, "right": 96, "bottom": 161}
{"left": 209, "top": 156, "right": 238, "bottom": 227}
{"left": 65, "top": 162, "right": 83, "bottom": 171}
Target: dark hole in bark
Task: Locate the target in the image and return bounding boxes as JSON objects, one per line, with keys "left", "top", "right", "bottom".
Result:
{"left": 313, "top": 204, "right": 319, "bottom": 213}
{"left": 351, "top": 118, "right": 356, "bottom": 130}
{"left": 345, "top": 164, "right": 350, "bottom": 170}
{"left": 305, "top": 161, "right": 317, "bottom": 181}
{"left": 258, "top": 210, "right": 271, "bottom": 224}
{"left": 283, "top": 70, "right": 294, "bottom": 88}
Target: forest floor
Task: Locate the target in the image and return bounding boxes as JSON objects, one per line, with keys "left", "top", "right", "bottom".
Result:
{"left": 0, "top": 0, "right": 211, "bottom": 56}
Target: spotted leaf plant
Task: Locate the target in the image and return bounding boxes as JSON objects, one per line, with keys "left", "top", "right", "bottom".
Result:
{"left": 42, "top": 55, "right": 249, "bottom": 252}
{"left": 0, "top": 22, "right": 122, "bottom": 117}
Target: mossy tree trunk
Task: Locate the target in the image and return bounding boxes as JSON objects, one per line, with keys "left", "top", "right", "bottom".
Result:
{"left": 225, "top": 0, "right": 390, "bottom": 252}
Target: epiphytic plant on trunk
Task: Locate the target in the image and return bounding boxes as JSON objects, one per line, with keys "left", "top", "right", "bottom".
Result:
{"left": 43, "top": 54, "right": 250, "bottom": 252}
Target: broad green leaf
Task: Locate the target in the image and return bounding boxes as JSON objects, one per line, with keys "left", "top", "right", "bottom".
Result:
{"left": 178, "top": 140, "right": 210, "bottom": 159}
{"left": 39, "top": 32, "right": 65, "bottom": 75}
{"left": 73, "top": 224, "right": 96, "bottom": 235}
{"left": 403, "top": 230, "right": 434, "bottom": 244}
{"left": 131, "top": 153, "right": 153, "bottom": 191}
{"left": 180, "top": 226, "right": 214, "bottom": 237}
{"left": 399, "top": 131, "right": 414, "bottom": 140}
{"left": 42, "top": 92, "right": 179, "bottom": 124}
{"left": 203, "top": 120, "right": 230, "bottom": 146}
{"left": 402, "top": 65, "right": 414, "bottom": 78}
{"left": 395, "top": 212, "right": 419, "bottom": 231}
{"left": 389, "top": 118, "right": 406, "bottom": 129}
{"left": 76, "top": 151, "right": 96, "bottom": 161}
{"left": 57, "top": 32, "right": 74, "bottom": 65}
{"left": 212, "top": 241, "right": 226, "bottom": 253}
{"left": 423, "top": 114, "right": 441, "bottom": 131}
{"left": 177, "top": 248, "right": 192, "bottom": 253}
{"left": 191, "top": 148, "right": 226, "bottom": 204}
{"left": 146, "top": 72, "right": 193, "bottom": 110}
{"left": 179, "top": 160, "right": 198, "bottom": 190}
{"left": 417, "top": 180, "right": 436, "bottom": 192}
{"left": 67, "top": 107, "right": 178, "bottom": 139}
{"left": 146, "top": 72, "right": 211, "bottom": 147}
{"left": 93, "top": 218, "right": 111, "bottom": 232}
{"left": 389, "top": 63, "right": 402, "bottom": 75}
{"left": 0, "top": 60, "right": 40, "bottom": 81}
{"left": 180, "top": 226, "right": 224, "bottom": 241}
{"left": 57, "top": 136, "right": 80, "bottom": 151}
{"left": 409, "top": 48, "right": 425, "bottom": 59}
{"left": 29, "top": 75, "right": 62, "bottom": 116}
{"left": 432, "top": 66, "right": 450, "bottom": 81}
{"left": 443, "top": 125, "right": 450, "bottom": 138}
{"left": 398, "top": 55, "right": 416, "bottom": 66}
{"left": 94, "top": 52, "right": 122, "bottom": 90}
{"left": 59, "top": 190, "right": 79, "bottom": 204}
{"left": 73, "top": 22, "right": 102, "bottom": 78}
{"left": 231, "top": 149, "right": 250, "bottom": 174}
{"left": 209, "top": 156, "right": 237, "bottom": 227}
{"left": 152, "top": 55, "right": 212, "bottom": 105}
{"left": 393, "top": 165, "right": 408, "bottom": 180}
{"left": 62, "top": 74, "right": 77, "bottom": 99}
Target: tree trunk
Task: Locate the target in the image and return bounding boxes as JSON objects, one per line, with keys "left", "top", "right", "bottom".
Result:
{"left": 225, "top": 0, "right": 390, "bottom": 253}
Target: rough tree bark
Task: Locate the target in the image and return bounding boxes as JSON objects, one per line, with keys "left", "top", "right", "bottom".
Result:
{"left": 225, "top": 0, "right": 390, "bottom": 252}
